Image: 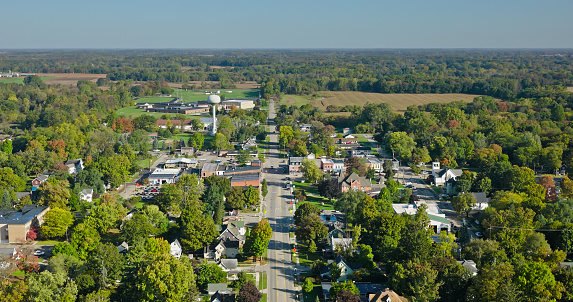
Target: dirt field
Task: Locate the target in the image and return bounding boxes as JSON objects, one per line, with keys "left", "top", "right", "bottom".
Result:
{"left": 282, "top": 92, "right": 482, "bottom": 113}
{"left": 567, "top": 87, "right": 573, "bottom": 92}
{"left": 169, "top": 81, "right": 260, "bottom": 89}
{"left": 37, "top": 73, "right": 107, "bottom": 85}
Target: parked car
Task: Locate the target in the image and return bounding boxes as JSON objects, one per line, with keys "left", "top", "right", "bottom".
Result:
{"left": 475, "top": 232, "right": 484, "bottom": 238}
{"left": 33, "top": 250, "right": 45, "bottom": 256}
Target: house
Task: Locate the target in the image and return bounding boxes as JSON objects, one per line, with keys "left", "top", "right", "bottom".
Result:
{"left": 15, "top": 192, "right": 31, "bottom": 202}
{"left": 201, "top": 163, "right": 219, "bottom": 178}
{"left": 211, "top": 291, "right": 235, "bottom": 302}
{"left": 332, "top": 159, "right": 345, "bottom": 174}
{"left": 218, "top": 259, "right": 238, "bottom": 273}
{"left": 330, "top": 237, "right": 354, "bottom": 253}
{"left": 320, "top": 255, "right": 362, "bottom": 281}
{"left": 147, "top": 168, "right": 181, "bottom": 185}
{"left": 64, "top": 159, "right": 84, "bottom": 175}
{"left": 368, "top": 289, "right": 409, "bottom": 302}
{"left": 338, "top": 172, "right": 372, "bottom": 193}
{"left": 320, "top": 210, "right": 346, "bottom": 229}
{"left": 220, "top": 99, "right": 256, "bottom": 110}
{"left": 350, "top": 146, "right": 372, "bottom": 157}
{"left": 239, "top": 138, "right": 258, "bottom": 150}
{"left": 393, "top": 202, "right": 451, "bottom": 234}
{"left": 31, "top": 175, "right": 49, "bottom": 191}
{"left": 471, "top": 192, "right": 491, "bottom": 210}
{"left": 170, "top": 239, "right": 182, "bottom": 259}
{"left": 457, "top": 260, "right": 479, "bottom": 276}
{"left": 300, "top": 124, "right": 313, "bottom": 132}
{"left": 222, "top": 210, "right": 241, "bottom": 223}
{"left": 366, "top": 157, "right": 382, "bottom": 173}
{"left": 322, "top": 282, "right": 384, "bottom": 301}
{"left": 289, "top": 157, "right": 304, "bottom": 174}
{"left": 431, "top": 162, "right": 462, "bottom": 186}
{"left": 336, "top": 137, "right": 358, "bottom": 144}
{"left": 204, "top": 240, "right": 240, "bottom": 260}
{"left": 251, "top": 160, "right": 262, "bottom": 167}
{"left": 208, "top": 283, "right": 232, "bottom": 295}
{"left": 118, "top": 242, "right": 129, "bottom": 254}
{"left": 218, "top": 226, "right": 246, "bottom": 247}
{"left": 321, "top": 159, "right": 334, "bottom": 172}
{"left": 0, "top": 205, "right": 50, "bottom": 243}
{"left": 343, "top": 128, "right": 352, "bottom": 134}
{"left": 79, "top": 189, "right": 93, "bottom": 203}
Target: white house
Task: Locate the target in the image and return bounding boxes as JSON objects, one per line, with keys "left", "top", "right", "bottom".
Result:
{"left": 147, "top": 168, "right": 181, "bottom": 185}
{"left": 64, "top": 159, "right": 84, "bottom": 175}
{"left": 471, "top": 192, "right": 491, "bottom": 211}
{"left": 79, "top": 189, "right": 93, "bottom": 203}
{"left": 332, "top": 159, "right": 345, "bottom": 174}
{"left": 431, "top": 162, "right": 462, "bottom": 186}
{"left": 170, "top": 239, "right": 182, "bottom": 259}
{"left": 393, "top": 202, "right": 451, "bottom": 234}
{"left": 319, "top": 255, "right": 362, "bottom": 281}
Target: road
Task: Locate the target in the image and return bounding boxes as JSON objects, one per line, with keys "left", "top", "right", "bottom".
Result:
{"left": 264, "top": 99, "right": 298, "bottom": 302}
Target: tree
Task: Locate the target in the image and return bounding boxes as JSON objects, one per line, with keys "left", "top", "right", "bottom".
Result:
{"left": 231, "top": 271, "right": 249, "bottom": 290}
{"left": 0, "top": 167, "right": 26, "bottom": 192}
{"left": 293, "top": 188, "right": 307, "bottom": 203}
{"left": 41, "top": 208, "right": 74, "bottom": 239}
{"left": 302, "top": 278, "right": 314, "bottom": 293}
{"left": 279, "top": 126, "right": 295, "bottom": 149}
{"left": 226, "top": 186, "right": 245, "bottom": 209}
{"left": 244, "top": 219, "right": 272, "bottom": 261}
{"left": 70, "top": 223, "right": 101, "bottom": 261}
{"left": 37, "top": 180, "right": 71, "bottom": 209}
{"left": 301, "top": 159, "right": 323, "bottom": 184}
{"left": 308, "top": 240, "right": 317, "bottom": 253}
{"left": 261, "top": 179, "right": 268, "bottom": 198}
{"left": 136, "top": 255, "right": 198, "bottom": 302}
{"left": 188, "top": 133, "right": 204, "bottom": 150}
{"left": 237, "top": 281, "right": 261, "bottom": 302}
{"left": 330, "top": 281, "right": 359, "bottom": 301}
{"left": 462, "top": 239, "right": 508, "bottom": 269}
{"left": 212, "top": 133, "right": 229, "bottom": 152}
{"left": 0, "top": 190, "right": 12, "bottom": 210}
{"left": 294, "top": 202, "right": 320, "bottom": 226}
{"left": 561, "top": 176, "right": 573, "bottom": 199}
{"left": 386, "top": 131, "right": 416, "bottom": 161}
{"left": 317, "top": 179, "right": 341, "bottom": 202}
{"left": 244, "top": 185, "right": 260, "bottom": 208}
{"left": 389, "top": 260, "right": 442, "bottom": 302}
{"left": 451, "top": 193, "right": 476, "bottom": 218}
{"left": 196, "top": 261, "right": 227, "bottom": 291}
{"left": 467, "top": 262, "right": 520, "bottom": 301}
{"left": 2, "top": 139, "right": 13, "bottom": 154}
{"left": 515, "top": 261, "right": 564, "bottom": 300}
{"left": 180, "top": 207, "right": 218, "bottom": 251}
{"left": 84, "top": 201, "right": 127, "bottom": 234}
{"left": 237, "top": 149, "right": 251, "bottom": 165}
{"left": 76, "top": 169, "right": 105, "bottom": 194}
{"left": 26, "top": 271, "right": 78, "bottom": 302}
{"left": 295, "top": 214, "right": 327, "bottom": 243}
{"left": 344, "top": 157, "right": 366, "bottom": 177}
{"left": 330, "top": 262, "right": 342, "bottom": 282}
{"left": 336, "top": 290, "right": 361, "bottom": 302}
{"left": 47, "top": 254, "right": 85, "bottom": 280}
{"left": 87, "top": 243, "right": 124, "bottom": 285}
{"left": 191, "top": 119, "right": 204, "bottom": 131}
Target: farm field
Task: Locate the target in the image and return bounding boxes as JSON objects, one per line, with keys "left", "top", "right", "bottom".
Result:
{"left": 170, "top": 80, "right": 260, "bottom": 89}
{"left": 282, "top": 92, "right": 483, "bottom": 113}
{"left": 0, "top": 76, "right": 53, "bottom": 84}
{"left": 0, "top": 73, "right": 107, "bottom": 85}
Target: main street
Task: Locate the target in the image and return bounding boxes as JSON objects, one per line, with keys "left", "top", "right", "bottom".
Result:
{"left": 264, "top": 99, "right": 298, "bottom": 302}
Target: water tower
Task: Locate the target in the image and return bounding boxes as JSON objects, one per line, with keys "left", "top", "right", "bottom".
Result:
{"left": 207, "top": 95, "right": 221, "bottom": 136}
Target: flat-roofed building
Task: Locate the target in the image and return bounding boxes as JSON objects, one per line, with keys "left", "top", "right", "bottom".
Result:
{"left": 0, "top": 205, "right": 50, "bottom": 243}
{"left": 148, "top": 168, "right": 181, "bottom": 185}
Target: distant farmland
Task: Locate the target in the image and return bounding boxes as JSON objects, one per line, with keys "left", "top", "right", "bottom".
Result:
{"left": 281, "top": 92, "right": 483, "bottom": 113}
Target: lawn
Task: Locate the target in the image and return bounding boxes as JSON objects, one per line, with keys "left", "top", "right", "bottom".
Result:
{"left": 134, "top": 97, "right": 174, "bottom": 103}
{"left": 304, "top": 196, "right": 335, "bottom": 211}
{"left": 296, "top": 242, "right": 322, "bottom": 267}
{"left": 137, "top": 155, "right": 159, "bottom": 169}
{"left": 303, "top": 285, "right": 323, "bottom": 302}
{"left": 36, "top": 240, "right": 61, "bottom": 245}
{"left": 292, "top": 182, "right": 319, "bottom": 195}
{"left": 0, "top": 76, "right": 53, "bottom": 84}
{"left": 261, "top": 293, "right": 267, "bottom": 302}
{"left": 259, "top": 272, "right": 267, "bottom": 290}
{"left": 12, "top": 270, "right": 26, "bottom": 277}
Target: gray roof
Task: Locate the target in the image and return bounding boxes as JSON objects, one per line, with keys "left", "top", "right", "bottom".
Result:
{"left": 203, "top": 163, "right": 219, "bottom": 172}
{"left": 229, "top": 173, "right": 260, "bottom": 183}
{"left": 220, "top": 259, "right": 238, "bottom": 270}
{"left": 337, "top": 172, "right": 371, "bottom": 188}
{"left": 15, "top": 192, "right": 31, "bottom": 200}
{"left": 471, "top": 192, "right": 490, "bottom": 204}
{"left": 208, "top": 283, "right": 232, "bottom": 294}
{"left": 289, "top": 157, "right": 304, "bottom": 164}
{"left": 457, "top": 260, "right": 479, "bottom": 274}
{"left": 0, "top": 205, "right": 49, "bottom": 225}
{"left": 34, "top": 175, "right": 49, "bottom": 183}
{"left": 80, "top": 189, "right": 93, "bottom": 195}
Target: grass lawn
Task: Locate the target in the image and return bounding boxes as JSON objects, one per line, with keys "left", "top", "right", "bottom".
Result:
{"left": 137, "top": 155, "right": 158, "bottom": 169}
{"left": 304, "top": 196, "right": 335, "bottom": 211}
{"left": 259, "top": 272, "right": 267, "bottom": 290}
{"left": 134, "top": 97, "right": 174, "bottom": 103}
{"left": 12, "top": 270, "right": 26, "bottom": 277}
{"left": 261, "top": 293, "right": 267, "bottom": 302}
{"left": 296, "top": 242, "right": 322, "bottom": 267}
{"left": 36, "top": 240, "right": 61, "bottom": 245}
{"left": 0, "top": 76, "right": 53, "bottom": 84}
{"left": 355, "top": 135, "right": 370, "bottom": 144}
{"left": 100, "top": 229, "right": 122, "bottom": 245}
{"left": 292, "top": 182, "right": 319, "bottom": 195}
{"left": 303, "top": 285, "right": 323, "bottom": 302}
{"left": 280, "top": 94, "right": 316, "bottom": 107}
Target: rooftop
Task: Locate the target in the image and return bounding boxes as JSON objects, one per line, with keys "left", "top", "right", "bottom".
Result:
{"left": 0, "top": 205, "right": 49, "bottom": 225}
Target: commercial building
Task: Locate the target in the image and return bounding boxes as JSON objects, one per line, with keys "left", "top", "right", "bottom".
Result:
{"left": 0, "top": 205, "right": 50, "bottom": 243}
{"left": 147, "top": 168, "right": 182, "bottom": 185}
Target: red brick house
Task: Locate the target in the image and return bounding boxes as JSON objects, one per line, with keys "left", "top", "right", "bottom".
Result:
{"left": 337, "top": 172, "right": 372, "bottom": 193}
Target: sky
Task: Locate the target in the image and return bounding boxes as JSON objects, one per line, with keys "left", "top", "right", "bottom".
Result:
{"left": 1, "top": 0, "right": 572, "bottom": 49}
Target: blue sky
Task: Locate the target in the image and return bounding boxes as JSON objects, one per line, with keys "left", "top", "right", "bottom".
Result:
{"left": 1, "top": 0, "right": 571, "bottom": 48}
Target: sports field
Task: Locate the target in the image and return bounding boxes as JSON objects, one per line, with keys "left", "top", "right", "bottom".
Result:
{"left": 281, "top": 92, "right": 482, "bottom": 113}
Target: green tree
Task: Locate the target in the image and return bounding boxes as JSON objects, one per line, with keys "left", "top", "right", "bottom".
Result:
{"left": 244, "top": 219, "right": 272, "bottom": 261}
{"left": 462, "top": 239, "right": 508, "bottom": 269}
{"left": 231, "top": 271, "right": 249, "bottom": 291}
{"left": 196, "top": 261, "right": 227, "bottom": 291}
{"left": 389, "top": 260, "right": 442, "bottom": 302}
{"left": 451, "top": 193, "right": 476, "bottom": 218}
{"left": 308, "top": 240, "right": 317, "bottom": 253}
{"left": 226, "top": 186, "right": 245, "bottom": 209}
{"left": 37, "top": 180, "right": 71, "bottom": 209}
{"left": 0, "top": 190, "right": 12, "bottom": 210}
{"left": 261, "top": 179, "right": 268, "bottom": 198}
{"left": 295, "top": 214, "right": 327, "bottom": 243}
{"left": 180, "top": 207, "right": 218, "bottom": 251}
{"left": 237, "top": 149, "right": 251, "bottom": 165}
{"left": 70, "top": 223, "right": 101, "bottom": 261}
{"left": 294, "top": 202, "right": 320, "bottom": 226}
{"left": 2, "top": 140, "right": 12, "bottom": 154}
{"left": 330, "top": 281, "right": 359, "bottom": 301}
{"left": 136, "top": 255, "right": 198, "bottom": 302}
{"left": 244, "top": 185, "right": 260, "bottom": 208}
{"left": 386, "top": 131, "right": 416, "bottom": 160}
{"left": 302, "top": 278, "right": 314, "bottom": 293}
{"left": 279, "top": 126, "right": 295, "bottom": 149}
{"left": 26, "top": 271, "right": 78, "bottom": 302}
{"left": 0, "top": 167, "right": 26, "bottom": 192}
{"left": 84, "top": 201, "right": 127, "bottom": 234}
{"left": 317, "top": 179, "right": 341, "bottom": 202}
{"left": 301, "top": 159, "right": 323, "bottom": 184}
{"left": 467, "top": 262, "right": 519, "bottom": 302}
{"left": 188, "top": 133, "right": 205, "bottom": 150}
{"left": 561, "top": 176, "right": 573, "bottom": 199}
{"left": 41, "top": 208, "right": 74, "bottom": 239}
{"left": 87, "top": 243, "right": 124, "bottom": 285}
{"left": 212, "top": 133, "right": 230, "bottom": 152}
{"left": 515, "top": 261, "right": 564, "bottom": 300}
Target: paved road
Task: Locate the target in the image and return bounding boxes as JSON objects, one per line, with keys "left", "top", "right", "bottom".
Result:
{"left": 265, "top": 100, "right": 298, "bottom": 302}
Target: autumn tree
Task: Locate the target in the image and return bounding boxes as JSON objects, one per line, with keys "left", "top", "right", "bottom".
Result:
{"left": 317, "top": 179, "right": 341, "bottom": 202}
{"left": 245, "top": 219, "right": 272, "bottom": 261}
{"left": 301, "top": 159, "right": 323, "bottom": 184}
{"left": 344, "top": 156, "right": 366, "bottom": 177}
{"left": 237, "top": 281, "right": 261, "bottom": 302}
{"left": 41, "top": 208, "right": 74, "bottom": 239}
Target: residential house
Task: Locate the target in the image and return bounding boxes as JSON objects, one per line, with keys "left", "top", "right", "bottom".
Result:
{"left": 211, "top": 291, "right": 235, "bottom": 302}
{"left": 343, "top": 128, "right": 352, "bottom": 134}
{"left": 330, "top": 237, "right": 354, "bottom": 253}
{"left": 366, "top": 157, "right": 382, "bottom": 173}
{"left": 350, "top": 146, "right": 372, "bottom": 157}
{"left": 208, "top": 283, "right": 232, "bottom": 295}
{"left": 320, "top": 210, "right": 346, "bottom": 229}
{"left": 320, "top": 255, "right": 362, "bottom": 281}
{"left": 64, "top": 159, "right": 84, "bottom": 175}
{"left": 117, "top": 242, "right": 129, "bottom": 254}
{"left": 337, "top": 172, "right": 372, "bottom": 193}
{"left": 471, "top": 192, "right": 491, "bottom": 211}
{"left": 431, "top": 162, "right": 462, "bottom": 186}
{"left": 0, "top": 205, "right": 50, "bottom": 243}
{"left": 300, "top": 124, "right": 312, "bottom": 132}
{"left": 393, "top": 202, "right": 451, "bottom": 234}
{"left": 170, "top": 239, "right": 182, "bottom": 259}
{"left": 321, "top": 159, "right": 334, "bottom": 172}
{"left": 31, "top": 175, "right": 49, "bottom": 191}
{"left": 332, "top": 159, "right": 345, "bottom": 174}
{"left": 288, "top": 157, "right": 304, "bottom": 174}
{"left": 222, "top": 210, "right": 240, "bottom": 224}
{"left": 336, "top": 136, "right": 358, "bottom": 144}
{"left": 79, "top": 189, "right": 93, "bottom": 203}
{"left": 368, "top": 289, "right": 409, "bottom": 302}
{"left": 147, "top": 168, "right": 181, "bottom": 185}
{"left": 201, "top": 163, "right": 219, "bottom": 178}
{"left": 457, "top": 260, "right": 479, "bottom": 276}
{"left": 205, "top": 225, "right": 246, "bottom": 259}
{"left": 239, "top": 138, "right": 258, "bottom": 150}
{"left": 218, "top": 259, "right": 239, "bottom": 273}
{"left": 322, "top": 282, "right": 384, "bottom": 301}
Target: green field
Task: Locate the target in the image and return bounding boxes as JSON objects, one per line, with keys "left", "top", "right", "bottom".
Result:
{"left": 166, "top": 88, "right": 259, "bottom": 103}
{"left": 0, "top": 76, "right": 53, "bottom": 84}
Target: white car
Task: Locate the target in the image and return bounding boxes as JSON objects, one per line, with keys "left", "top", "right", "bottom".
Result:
{"left": 475, "top": 232, "right": 484, "bottom": 238}
{"left": 33, "top": 250, "right": 45, "bottom": 256}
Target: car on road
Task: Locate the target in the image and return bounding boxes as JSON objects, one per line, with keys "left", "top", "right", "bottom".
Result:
{"left": 475, "top": 232, "right": 484, "bottom": 238}
{"left": 271, "top": 165, "right": 274, "bottom": 169}
{"left": 33, "top": 250, "right": 45, "bottom": 256}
